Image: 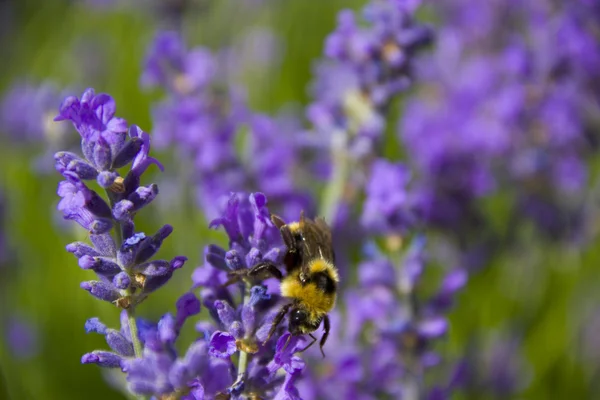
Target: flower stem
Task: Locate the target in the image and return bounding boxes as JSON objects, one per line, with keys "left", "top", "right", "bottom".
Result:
{"left": 127, "top": 306, "right": 144, "bottom": 358}
{"left": 106, "top": 189, "right": 143, "bottom": 359}
{"left": 393, "top": 247, "right": 421, "bottom": 400}
{"left": 320, "top": 133, "right": 350, "bottom": 222}
{"left": 234, "top": 282, "right": 250, "bottom": 390}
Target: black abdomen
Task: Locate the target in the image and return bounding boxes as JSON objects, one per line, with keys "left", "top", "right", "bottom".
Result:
{"left": 313, "top": 271, "right": 337, "bottom": 294}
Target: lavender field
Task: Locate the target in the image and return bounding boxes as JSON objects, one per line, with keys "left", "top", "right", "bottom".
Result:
{"left": 0, "top": 1, "right": 599, "bottom": 399}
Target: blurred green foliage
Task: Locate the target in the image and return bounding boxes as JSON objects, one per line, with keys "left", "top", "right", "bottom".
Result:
{"left": 0, "top": 1, "right": 598, "bottom": 399}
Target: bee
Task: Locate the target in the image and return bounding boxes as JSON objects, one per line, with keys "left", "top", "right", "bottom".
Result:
{"left": 227, "top": 212, "right": 339, "bottom": 357}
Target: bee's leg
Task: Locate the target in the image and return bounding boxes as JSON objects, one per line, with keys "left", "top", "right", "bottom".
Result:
{"left": 319, "top": 315, "right": 330, "bottom": 358}
{"left": 263, "top": 303, "right": 291, "bottom": 345}
{"left": 281, "top": 227, "right": 301, "bottom": 273}
{"left": 247, "top": 261, "right": 283, "bottom": 281}
{"left": 271, "top": 214, "right": 286, "bottom": 229}
{"left": 271, "top": 214, "right": 302, "bottom": 273}
{"left": 282, "top": 332, "right": 293, "bottom": 352}
{"left": 220, "top": 269, "right": 249, "bottom": 288}
{"left": 296, "top": 333, "right": 317, "bottom": 353}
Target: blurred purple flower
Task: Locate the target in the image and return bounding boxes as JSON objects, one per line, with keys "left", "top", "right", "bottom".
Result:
{"left": 307, "top": 0, "right": 432, "bottom": 158}
{"left": 298, "top": 237, "right": 463, "bottom": 399}
{"left": 141, "top": 31, "right": 313, "bottom": 220}
{"left": 399, "top": 0, "right": 599, "bottom": 240}
{"left": 361, "top": 158, "right": 417, "bottom": 234}
{"left": 0, "top": 81, "right": 76, "bottom": 173}
{"left": 4, "top": 315, "right": 40, "bottom": 360}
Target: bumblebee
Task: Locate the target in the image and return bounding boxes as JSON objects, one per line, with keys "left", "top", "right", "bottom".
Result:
{"left": 228, "top": 212, "right": 339, "bottom": 357}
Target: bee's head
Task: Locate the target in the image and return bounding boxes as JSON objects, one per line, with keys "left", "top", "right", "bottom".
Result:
{"left": 288, "top": 307, "right": 320, "bottom": 335}
{"left": 288, "top": 308, "right": 308, "bottom": 335}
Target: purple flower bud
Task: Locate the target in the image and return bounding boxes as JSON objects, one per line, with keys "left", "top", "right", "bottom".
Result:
{"left": 208, "top": 331, "right": 236, "bottom": 359}
{"left": 66, "top": 242, "right": 100, "bottom": 258}
{"left": 245, "top": 248, "right": 262, "bottom": 269}
{"left": 158, "top": 313, "right": 177, "bottom": 344}
{"left": 92, "top": 135, "right": 112, "bottom": 171}
{"left": 88, "top": 233, "right": 116, "bottom": 257}
{"left": 134, "top": 260, "right": 170, "bottom": 276}
{"left": 209, "top": 194, "right": 241, "bottom": 240}
{"left": 170, "top": 256, "right": 187, "bottom": 270}
{"left": 112, "top": 137, "right": 143, "bottom": 169}
{"left": 118, "top": 232, "right": 147, "bottom": 268}
{"left": 248, "top": 285, "right": 270, "bottom": 307}
{"left": 113, "top": 272, "right": 131, "bottom": 290}
{"left": 130, "top": 184, "right": 158, "bottom": 208}
{"left": 214, "top": 300, "right": 236, "bottom": 328}
{"left": 84, "top": 317, "right": 107, "bottom": 334}
{"left": 361, "top": 159, "right": 415, "bottom": 234}
{"left": 97, "top": 170, "right": 119, "bottom": 189}
{"left": 54, "top": 151, "right": 98, "bottom": 179}
{"left": 225, "top": 250, "right": 245, "bottom": 270}
{"left": 89, "top": 218, "right": 113, "bottom": 234}
{"left": 418, "top": 318, "right": 447, "bottom": 339}
{"left": 81, "top": 351, "right": 123, "bottom": 368}
{"left": 176, "top": 292, "right": 201, "bottom": 329}
{"left": 205, "top": 244, "right": 228, "bottom": 271}
{"left": 263, "top": 247, "right": 282, "bottom": 263}
{"left": 57, "top": 177, "right": 113, "bottom": 233}
{"left": 229, "top": 321, "right": 244, "bottom": 339}
{"left": 440, "top": 268, "right": 468, "bottom": 295}
{"left": 113, "top": 185, "right": 159, "bottom": 220}
{"left": 106, "top": 329, "right": 134, "bottom": 357}
{"left": 133, "top": 225, "right": 173, "bottom": 265}
{"left": 127, "top": 125, "right": 164, "bottom": 179}
{"left": 80, "top": 281, "right": 120, "bottom": 303}
{"left": 79, "top": 255, "right": 122, "bottom": 275}
{"left": 142, "top": 271, "right": 174, "bottom": 294}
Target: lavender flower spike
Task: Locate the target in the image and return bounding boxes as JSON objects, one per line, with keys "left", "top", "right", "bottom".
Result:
{"left": 52, "top": 89, "right": 187, "bottom": 369}
{"left": 310, "top": 0, "right": 432, "bottom": 222}
{"left": 190, "top": 192, "right": 313, "bottom": 398}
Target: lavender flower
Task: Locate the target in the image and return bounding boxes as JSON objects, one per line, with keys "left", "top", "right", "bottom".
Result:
{"left": 141, "top": 31, "right": 313, "bottom": 220}
{"left": 4, "top": 315, "right": 40, "bottom": 360}
{"left": 299, "top": 239, "right": 465, "bottom": 399}
{"left": 451, "top": 332, "right": 532, "bottom": 397}
{"left": 398, "top": 0, "right": 600, "bottom": 242}
{"left": 361, "top": 158, "right": 417, "bottom": 234}
{"left": 0, "top": 81, "right": 74, "bottom": 172}
{"left": 307, "top": 0, "right": 432, "bottom": 223}
{"left": 189, "top": 192, "right": 315, "bottom": 398}
{"left": 309, "top": 0, "right": 432, "bottom": 154}
{"left": 52, "top": 88, "right": 187, "bottom": 371}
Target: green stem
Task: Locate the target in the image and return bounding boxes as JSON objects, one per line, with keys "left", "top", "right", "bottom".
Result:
{"left": 320, "top": 138, "right": 350, "bottom": 222}
{"left": 234, "top": 282, "right": 251, "bottom": 390}
{"left": 127, "top": 306, "right": 144, "bottom": 358}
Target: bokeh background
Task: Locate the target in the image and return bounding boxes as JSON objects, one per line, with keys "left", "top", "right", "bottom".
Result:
{"left": 0, "top": 0, "right": 598, "bottom": 399}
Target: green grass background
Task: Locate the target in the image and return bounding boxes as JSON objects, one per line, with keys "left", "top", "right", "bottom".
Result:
{"left": 0, "top": 1, "right": 598, "bottom": 399}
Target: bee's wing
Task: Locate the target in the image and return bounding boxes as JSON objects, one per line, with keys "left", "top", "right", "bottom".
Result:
{"left": 300, "top": 216, "right": 335, "bottom": 273}
{"left": 314, "top": 217, "right": 335, "bottom": 262}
